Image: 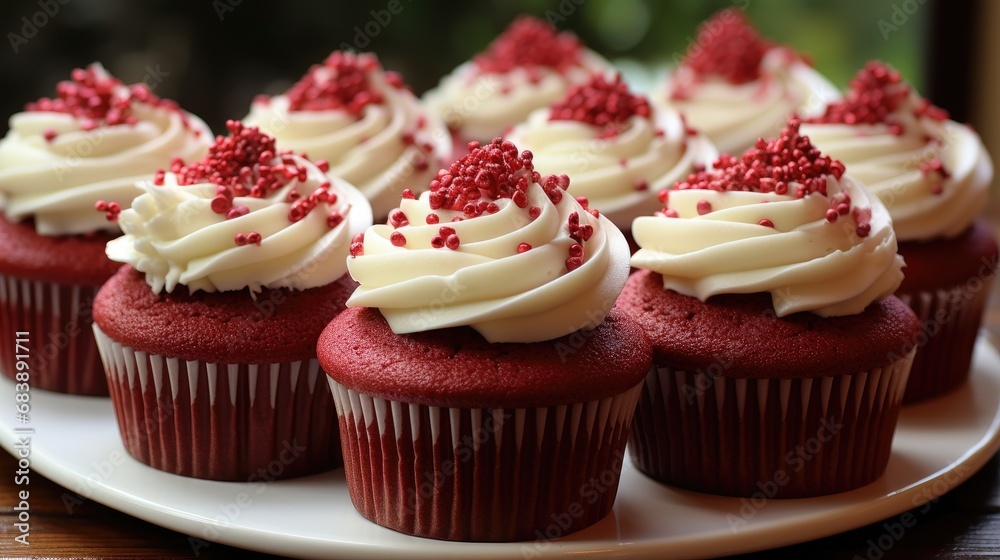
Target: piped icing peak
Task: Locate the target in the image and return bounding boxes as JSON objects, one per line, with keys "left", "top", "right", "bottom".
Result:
{"left": 682, "top": 9, "right": 773, "bottom": 85}
{"left": 285, "top": 51, "right": 395, "bottom": 113}
{"left": 674, "top": 119, "right": 844, "bottom": 195}
{"left": 427, "top": 138, "right": 541, "bottom": 213}
{"left": 474, "top": 16, "right": 583, "bottom": 75}
{"left": 549, "top": 73, "right": 651, "bottom": 138}
{"left": 25, "top": 63, "right": 178, "bottom": 133}
{"left": 805, "top": 61, "right": 948, "bottom": 130}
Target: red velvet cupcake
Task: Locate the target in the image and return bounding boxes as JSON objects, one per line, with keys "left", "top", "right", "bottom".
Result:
{"left": 802, "top": 61, "right": 998, "bottom": 403}
{"left": 0, "top": 63, "right": 210, "bottom": 395}
{"left": 92, "top": 121, "right": 372, "bottom": 480}
{"left": 318, "top": 138, "right": 651, "bottom": 541}
{"left": 621, "top": 120, "right": 920, "bottom": 497}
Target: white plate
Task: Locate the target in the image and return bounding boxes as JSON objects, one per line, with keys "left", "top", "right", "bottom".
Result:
{"left": 3, "top": 337, "right": 1000, "bottom": 560}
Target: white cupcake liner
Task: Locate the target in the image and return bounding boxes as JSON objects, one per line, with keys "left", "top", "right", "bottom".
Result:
{"left": 328, "top": 378, "right": 643, "bottom": 541}
{"left": 897, "top": 279, "right": 993, "bottom": 403}
{"left": 629, "top": 352, "right": 914, "bottom": 497}
{"left": 0, "top": 274, "right": 106, "bottom": 395}
{"left": 94, "top": 324, "right": 339, "bottom": 481}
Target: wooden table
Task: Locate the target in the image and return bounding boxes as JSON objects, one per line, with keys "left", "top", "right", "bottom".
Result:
{"left": 5, "top": 236, "right": 1000, "bottom": 559}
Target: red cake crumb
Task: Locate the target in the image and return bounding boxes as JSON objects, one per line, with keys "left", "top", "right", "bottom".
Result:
{"left": 474, "top": 16, "right": 583, "bottom": 75}
{"left": 25, "top": 64, "right": 181, "bottom": 136}
{"left": 285, "top": 51, "right": 391, "bottom": 113}
{"left": 680, "top": 9, "right": 773, "bottom": 86}
{"left": 549, "top": 74, "right": 651, "bottom": 139}
{"left": 666, "top": 119, "right": 867, "bottom": 235}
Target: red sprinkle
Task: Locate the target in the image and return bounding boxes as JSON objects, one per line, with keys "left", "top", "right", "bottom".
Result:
{"left": 474, "top": 16, "right": 583, "bottom": 75}
{"left": 327, "top": 211, "right": 344, "bottom": 228}
{"left": 758, "top": 218, "right": 774, "bottom": 228}
{"left": 286, "top": 51, "right": 386, "bottom": 113}
{"left": 425, "top": 213, "right": 440, "bottom": 224}
{"left": 445, "top": 233, "right": 461, "bottom": 250}
{"left": 390, "top": 231, "right": 406, "bottom": 246}
{"left": 94, "top": 200, "right": 121, "bottom": 221}
{"left": 234, "top": 233, "right": 248, "bottom": 246}
{"left": 678, "top": 9, "right": 775, "bottom": 87}
{"left": 43, "top": 128, "right": 58, "bottom": 142}
{"left": 528, "top": 205, "right": 541, "bottom": 219}
{"left": 548, "top": 74, "right": 651, "bottom": 137}
{"left": 696, "top": 199, "right": 712, "bottom": 215}
{"left": 246, "top": 231, "right": 262, "bottom": 245}
{"left": 565, "top": 256, "right": 583, "bottom": 271}
{"left": 26, "top": 64, "right": 175, "bottom": 129}
{"left": 517, "top": 242, "right": 532, "bottom": 253}
{"left": 806, "top": 61, "right": 947, "bottom": 132}
{"left": 427, "top": 138, "right": 544, "bottom": 215}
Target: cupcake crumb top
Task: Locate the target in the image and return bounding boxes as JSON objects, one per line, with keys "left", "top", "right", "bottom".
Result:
{"left": 284, "top": 51, "right": 395, "bottom": 113}
{"left": 548, "top": 73, "right": 651, "bottom": 138}
{"left": 473, "top": 16, "right": 583, "bottom": 76}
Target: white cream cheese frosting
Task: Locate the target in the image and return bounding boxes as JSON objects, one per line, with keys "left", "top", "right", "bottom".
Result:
{"left": 106, "top": 121, "right": 372, "bottom": 294}
{"left": 507, "top": 74, "right": 718, "bottom": 230}
{"left": 422, "top": 16, "right": 615, "bottom": 143}
{"left": 0, "top": 63, "right": 212, "bottom": 236}
{"left": 346, "top": 138, "right": 630, "bottom": 343}
{"left": 631, "top": 120, "right": 904, "bottom": 317}
{"left": 800, "top": 61, "right": 992, "bottom": 241}
{"left": 244, "top": 52, "right": 451, "bottom": 221}
{"left": 653, "top": 10, "right": 837, "bottom": 156}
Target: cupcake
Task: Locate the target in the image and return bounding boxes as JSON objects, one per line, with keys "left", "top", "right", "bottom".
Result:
{"left": 0, "top": 63, "right": 211, "bottom": 395}
{"left": 244, "top": 51, "right": 451, "bottom": 222}
{"left": 801, "top": 61, "right": 997, "bottom": 403}
{"left": 92, "top": 121, "right": 372, "bottom": 480}
{"left": 318, "top": 138, "right": 651, "bottom": 541}
{"left": 652, "top": 9, "right": 836, "bottom": 155}
{"left": 507, "top": 73, "right": 717, "bottom": 245}
{"left": 423, "top": 16, "right": 614, "bottom": 148}
{"left": 620, "top": 120, "right": 920, "bottom": 497}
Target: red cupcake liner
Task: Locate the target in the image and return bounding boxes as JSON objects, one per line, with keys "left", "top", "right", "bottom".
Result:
{"left": 628, "top": 353, "right": 914, "bottom": 498}
{"left": 0, "top": 274, "right": 107, "bottom": 396}
{"left": 94, "top": 325, "right": 340, "bottom": 481}
{"left": 896, "top": 278, "right": 993, "bottom": 404}
{"left": 328, "top": 378, "right": 643, "bottom": 542}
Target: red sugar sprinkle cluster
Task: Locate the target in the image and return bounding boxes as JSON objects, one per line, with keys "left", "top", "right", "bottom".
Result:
{"left": 474, "top": 16, "right": 583, "bottom": 76}
{"left": 161, "top": 120, "right": 341, "bottom": 246}
{"left": 681, "top": 9, "right": 772, "bottom": 86}
{"left": 668, "top": 119, "right": 870, "bottom": 237}
{"left": 806, "top": 61, "right": 949, "bottom": 135}
{"left": 549, "top": 74, "right": 651, "bottom": 139}
{"left": 26, "top": 65, "right": 175, "bottom": 135}
{"left": 286, "top": 51, "right": 391, "bottom": 113}
{"left": 94, "top": 200, "right": 121, "bottom": 222}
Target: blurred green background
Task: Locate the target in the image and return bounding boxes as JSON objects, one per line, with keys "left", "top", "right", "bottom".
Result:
{"left": 1, "top": 0, "right": 929, "bottom": 134}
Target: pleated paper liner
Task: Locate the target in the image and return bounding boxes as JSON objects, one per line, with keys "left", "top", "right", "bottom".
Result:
{"left": 629, "top": 353, "right": 914, "bottom": 498}
{"left": 329, "top": 379, "right": 643, "bottom": 542}
{"left": 897, "top": 278, "right": 993, "bottom": 404}
{"left": 0, "top": 275, "right": 107, "bottom": 396}
{"left": 94, "top": 325, "right": 340, "bottom": 481}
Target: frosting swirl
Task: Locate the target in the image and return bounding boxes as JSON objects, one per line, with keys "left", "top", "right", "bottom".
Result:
{"left": 800, "top": 61, "right": 991, "bottom": 241}
{"left": 422, "top": 17, "right": 614, "bottom": 143}
{"left": 507, "top": 74, "right": 718, "bottom": 229}
{"left": 243, "top": 52, "right": 451, "bottom": 221}
{"left": 346, "top": 138, "right": 630, "bottom": 343}
{"left": 631, "top": 120, "right": 903, "bottom": 317}
{"left": 0, "top": 63, "right": 211, "bottom": 236}
{"left": 106, "top": 121, "right": 372, "bottom": 294}
{"left": 653, "top": 10, "right": 836, "bottom": 155}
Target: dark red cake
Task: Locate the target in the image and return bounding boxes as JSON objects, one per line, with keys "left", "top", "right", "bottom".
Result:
{"left": 895, "top": 220, "right": 999, "bottom": 403}
{"left": 0, "top": 216, "right": 120, "bottom": 395}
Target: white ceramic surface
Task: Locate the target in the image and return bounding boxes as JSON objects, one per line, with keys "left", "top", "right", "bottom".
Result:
{"left": 2, "top": 338, "right": 999, "bottom": 560}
